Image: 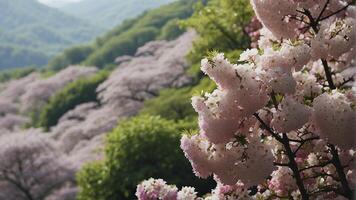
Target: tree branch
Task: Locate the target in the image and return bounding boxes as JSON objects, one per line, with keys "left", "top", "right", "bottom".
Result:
{"left": 282, "top": 133, "right": 309, "bottom": 200}
{"left": 321, "top": 59, "right": 336, "bottom": 90}
{"left": 320, "top": 0, "right": 356, "bottom": 21}
{"left": 329, "top": 144, "right": 354, "bottom": 199}
{"left": 316, "top": 0, "right": 330, "bottom": 22}
{"left": 253, "top": 113, "right": 283, "bottom": 143}
{"left": 299, "top": 160, "right": 333, "bottom": 172}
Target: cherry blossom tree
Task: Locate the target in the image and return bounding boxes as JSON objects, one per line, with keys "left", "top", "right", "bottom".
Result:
{"left": 0, "top": 132, "right": 75, "bottom": 200}
{"left": 20, "top": 66, "right": 97, "bottom": 113}
{"left": 137, "top": 0, "right": 356, "bottom": 199}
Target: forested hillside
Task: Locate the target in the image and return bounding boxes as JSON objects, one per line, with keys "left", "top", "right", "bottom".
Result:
{"left": 48, "top": 0, "right": 195, "bottom": 71}
{"left": 0, "top": 0, "right": 99, "bottom": 69}
{"left": 61, "top": 0, "right": 176, "bottom": 30}
{"left": 0, "top": 0, "right": 174, "bottom": 69}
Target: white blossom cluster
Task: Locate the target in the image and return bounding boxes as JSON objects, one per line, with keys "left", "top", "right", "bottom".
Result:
{"left": 136, "top": 178, "right": 179, "bottom": 200}
{"left": 136, "top": 179, "right": 251, "bottom": 200}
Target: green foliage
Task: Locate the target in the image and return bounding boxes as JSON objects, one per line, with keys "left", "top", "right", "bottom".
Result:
{"left": 48, "top": 0, "right": 195, "bottom": 70}
{"left": 77, "top": 162, "right": 110, "bottom": 200}
{"left": 0, "top": 45, "right": 48, "bottom": 69}
{"left": 36, "top": 71, "right": 108, "bottom": 130}
{"left": 0, "top": 67, "right": 36, "bottom": 83}
{"left": 141, "top": 87, "right": 196, "bottom": 121}
{"left": 77, "top": 115, "right": 215, "bottom": 200}
{"left": 47, "top": 45, "right": 94, "bottom": 71}
{"left": 84, "top": 27, "right": 158, "bottom": 67}
{"left": 181, "top": 0, "right": 253, "bottom": 65}
{"left": 157, "top": 18, "right": 185, "bottom": 40}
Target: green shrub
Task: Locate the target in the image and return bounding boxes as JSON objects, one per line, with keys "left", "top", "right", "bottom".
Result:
{"left": 76, "top": 115, "right": 215, "bottom": 200}
{"left": 76, "top": 162, "right": 112, "bottom": 200}
{"left": 158, "top": 18, "right": 185, "bottom": 41}
{"left": 84, "top": 27, "right": 158, "bottom": 68}
{"left": 47, "top": 46, "right": 94, "bottom": 71}
{"left": 140, "top": 87, "right": 196, "bottom": 121}
{"left": 0, "top": 67, "right": 36, "bottom": 83}
{"left": 36, "top": 71, "right": 108, "bottom": 130}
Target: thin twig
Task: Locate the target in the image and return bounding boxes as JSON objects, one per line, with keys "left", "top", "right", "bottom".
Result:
{"left": 316, "top": 0, "right": 330, "bottom": 22}
{"left": 253, "top": 113, "right": 283, "bottom": 143}
{"left": 299, "top": 160, "right": 333, "bottom": 172}
{"left": 339, "top": 76, "right": 355, "bottom": 88}
{"left": 320, "top": 0, "right": 356, "bottom": 21}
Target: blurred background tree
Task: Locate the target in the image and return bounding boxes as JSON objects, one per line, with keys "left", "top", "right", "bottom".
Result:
{"left": 77, "top": 115, "right": 215, "bottom": 200}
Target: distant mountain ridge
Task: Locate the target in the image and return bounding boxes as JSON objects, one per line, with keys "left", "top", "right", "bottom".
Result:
{"left": 61, "top": 0, "right": 176, "bottom": 30}
{"left": 0, "top": 0, "right": 100, "bottom": 69}
{"left": 0, "top": 0, "right": 179, "bottom": 69}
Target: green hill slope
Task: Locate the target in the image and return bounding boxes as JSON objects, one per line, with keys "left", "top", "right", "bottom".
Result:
{"left": 0, "top": 0, "right": 99, "bottom": 69}
{"left": 48, "top": 0, "right": 195, "bottom": 71}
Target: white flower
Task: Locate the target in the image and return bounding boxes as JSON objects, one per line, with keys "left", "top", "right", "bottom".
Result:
{"left": 177, "top": 187, "right": 197, "bottom": 200}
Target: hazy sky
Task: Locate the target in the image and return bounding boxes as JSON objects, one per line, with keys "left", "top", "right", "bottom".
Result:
{"left": 38, "top": 0, "right": 83, "bottom": 7}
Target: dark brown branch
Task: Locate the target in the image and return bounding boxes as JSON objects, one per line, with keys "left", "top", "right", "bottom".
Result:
{"left": 297, "top": 7, "right": 335, "bottom": 91}
{"left": 288, "top": 15, "right": 310, "bottom": 25}
{"left": 316, "top": 0, "right": 330, "bottom": 22}
{"left": 320, "top": 0, "right": 356, "bottom": 21}
{"left": 321, "top": 59, "right": 336, "bottom": 90}
{"left": 329, "top": 144, "right": 354, "bottom": 199}
{"left": 339, "top": 76, "right": 355, "bottom": 88}
{"left": 282, "top": 133, "right": 309, "bottom": 200}
{"left": 253, "top": 116, "right": 309, "bottom": 199}
{"left": 293, "top": 136, "right": 320, "bottom": 154}
{"left": 253, "top": 113, "right": 283, "bottom": 143}
{"left": 274, "top": 162, "right": 290, "bottom": 167}
{"left": 297, "top": 8, "right": 319, "bottom": 32}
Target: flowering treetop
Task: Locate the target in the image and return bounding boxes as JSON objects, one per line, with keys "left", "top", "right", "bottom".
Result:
{"left": 137, "top": 0, "right": 356, "bottom": 199}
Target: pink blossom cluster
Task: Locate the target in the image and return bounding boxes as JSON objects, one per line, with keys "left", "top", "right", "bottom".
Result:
{"left": 136, "top": 178, "right": 180, "bottom": 200}
{"left": 171, "top": 0, "right": 356, "bottom": 199}
{"left": 244, "top": 16, "right": 262, "bottom": 48}
{"left": 20, "top": 66, "right": 97, "bottom": 112}
{"left": 136, "top": 179, "right": 253, "bottom": 200}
